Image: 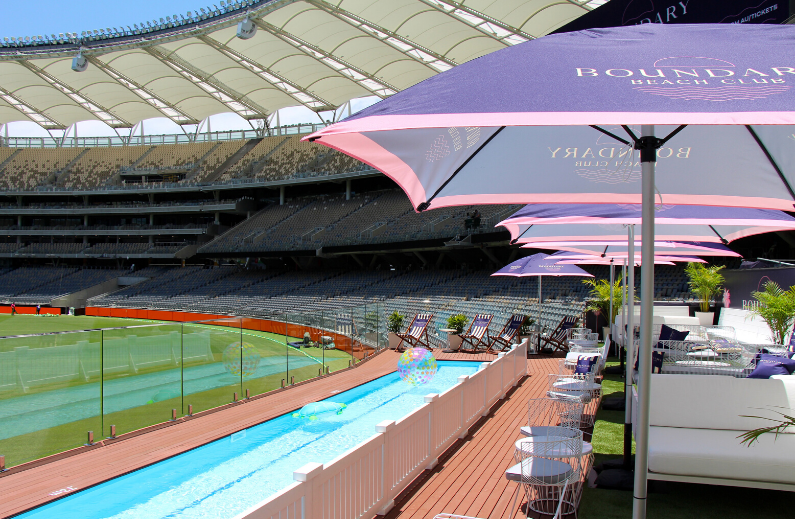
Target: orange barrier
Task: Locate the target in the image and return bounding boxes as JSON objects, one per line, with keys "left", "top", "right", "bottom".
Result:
{"left": 0, "top": 306, "right": 61, "bottom": 315}
{"left": 83, "top": 306, "right": 374, "bottom": 356}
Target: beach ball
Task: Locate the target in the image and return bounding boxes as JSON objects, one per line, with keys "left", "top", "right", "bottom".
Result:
{"left": 223, "top": 342, "right": 261, "bottom": 378}
{"left": 397, "top": 348, "right": 437, "bottom": 386}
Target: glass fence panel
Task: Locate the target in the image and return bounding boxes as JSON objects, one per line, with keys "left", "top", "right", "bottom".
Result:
{"left": 183, "top": 318, "right": 243, "bottom": 414}
{"left": 239, "top": 316, "right": 288, "bottom": 398}
{"left": 285, "top": 311, "right": 324, "bottom": 384}
{"left": 101, "top": 323, "right": 184, "bottom": 436}
{"left": 0, "top": 330, "right": 102, "bottom": 467}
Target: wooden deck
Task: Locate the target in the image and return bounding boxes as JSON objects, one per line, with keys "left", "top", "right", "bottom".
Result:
{"left": 380, "top": 355, "right": 562, "bottom": 519}
{"left": 0, "top": 349, "right": 503, "bottom": 518}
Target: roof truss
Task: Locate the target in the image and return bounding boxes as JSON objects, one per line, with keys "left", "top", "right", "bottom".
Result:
{"left": 197, "top": 35, "right": 336, "bottom": 113}
{"left": 418, "top": 0, "right": 535, "bottom": 45}
{"left": 146, "top": 45, "right": 271, "bottom": 119}
{"left": 18, "top": 60, "right": 130, "bottom": 127}
{"left": 306, "top": 0, "right": 456, "bottom": 73}
{"left": 86, "top": 56, "right": 199, "bottom": 125}
{"left": 0, "top": 84, "right": 64, "bottom": 128}
{"left": 251, "top": 18, "right": 398, "bottom": 98}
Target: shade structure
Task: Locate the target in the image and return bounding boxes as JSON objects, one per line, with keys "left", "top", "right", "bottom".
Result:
{"left": 491, "top": 252, "right": 593, "bottom": 334}
{"left": 547, "top": 251, "right": 704, "bottom": 265}
{"left": 502, "top": 220, "right": 793, "bottom": 245}
{"left": 491, "top": 253, "right": 595, "bottom": 278}
{"left": 525, "top": 241, "right": 741, "bottom": 257}
{"left": 500, "top": 204, "right": 794, "bottom": 243}
{"left": 502, "top": 203, "right": 794, "bottom": 226}
{"left": 308, "top": 23, "right": 795, "bottom": 518}
{"left": 307, "top": 24, "right": 794, "bottom": 213}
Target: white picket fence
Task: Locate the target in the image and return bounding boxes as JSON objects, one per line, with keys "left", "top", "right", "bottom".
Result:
{"left": 234, "top": 341, "right": 529, "bottom": 519}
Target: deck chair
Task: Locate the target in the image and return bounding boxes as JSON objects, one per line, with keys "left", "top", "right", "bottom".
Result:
{"left": 488, "top": 314, "right": 525, "bottom": 353}
{"left": 454, "top": 314, "right": 493, "bottom": 352}
{"left": 540, "top": 316, "right": 579, "bottom": 353}
{"left": 396, "top": 313, "right": 434, "bottom": 351}
{"left": 336, "top": 314, "right": 365, "bottom": 354}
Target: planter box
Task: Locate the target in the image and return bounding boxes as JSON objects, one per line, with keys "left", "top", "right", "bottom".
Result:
{"left": 389, "top": 333, "right": 401, "bottom": 350}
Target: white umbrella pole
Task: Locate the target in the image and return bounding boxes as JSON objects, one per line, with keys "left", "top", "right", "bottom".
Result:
{"left": 538, "top": 274, "right": 542, "bottom": 333}
{"left": 633, "top": 125, "right": 656, "bottom": 519}
{"left": 609, "top": 261, "right": 614, "bottom": 352}
{"left": 624, "top": 223, "right": 635, "bottom": 469}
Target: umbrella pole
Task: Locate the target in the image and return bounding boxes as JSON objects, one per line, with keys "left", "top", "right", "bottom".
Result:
{"left": 538, "top": 274, "right": 542, "bottom": 349}
{"left": 624, "top": 224, "right": 635, "bottom": 470}
{"left": 609, "top": 261, "right": 614, "bottom": 354}
{"left": 633, "top": 126, "right": 657, "bottom": 519}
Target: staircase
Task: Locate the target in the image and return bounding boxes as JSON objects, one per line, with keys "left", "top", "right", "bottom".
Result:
{"left": 203, "top": 138, "right": 262, "bottom": 183}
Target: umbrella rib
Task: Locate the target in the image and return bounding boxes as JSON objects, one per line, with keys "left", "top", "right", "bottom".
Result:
{"left": 745, "top": 125, "right": 795, "bottom": 199}
{"left": 417, "top": 126, "right": 506, "bottom": 211}
{"left": 510, "top": 224, "right": 534, "bottom": 245}
{"left": 589, "top": 125, "right": 631, "bottom": 146}
{"left": 708, "top": 225, "right": 729, "bottom": 245}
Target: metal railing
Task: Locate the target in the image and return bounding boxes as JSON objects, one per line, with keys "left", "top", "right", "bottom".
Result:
{"left": 0, "top": 123, "right": 329, "bottom": 149}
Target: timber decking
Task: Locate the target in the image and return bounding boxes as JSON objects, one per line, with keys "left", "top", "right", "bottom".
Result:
{"left": 378, "top": 355, "right": 562, "bottom": 519}
{"left": 0, "top": 349, "right": 505, "bottom": 518}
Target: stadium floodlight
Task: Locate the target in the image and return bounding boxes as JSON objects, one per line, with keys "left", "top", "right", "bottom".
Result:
{"left": 237, "top": 16, "right": 256, "bottom": 39}
{"left": 72, "top": 50, "right": 89, "bottom": 72}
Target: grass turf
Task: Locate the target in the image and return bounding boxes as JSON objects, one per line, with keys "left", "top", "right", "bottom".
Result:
{"left": 578, "top": 357, "right": 795, "bottom": 518}
{"left": 0, "top": 315, "right": 356, "bottom": 467}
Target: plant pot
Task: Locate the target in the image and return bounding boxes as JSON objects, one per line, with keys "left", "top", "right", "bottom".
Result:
{"left": 695, "top": 311, "right": 715, "bottom": 326}
{"left": 389, "top": 333, "right": 401, "bottom": 350}
{"left": 602, "top": 326, "right": 611, "bottom": 341}
{"left": 448, "top": 334, "right": 462, "bottom": 351}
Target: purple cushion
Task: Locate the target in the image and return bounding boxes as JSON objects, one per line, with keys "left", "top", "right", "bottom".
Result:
{"left": 634, "top": 350, "right": 666, "bottom": 373}
{"left": 574, "top": 355, "right": 598, "bottom": 375}
{"left": 747, "top": 354, "right": 795, "bottom": 378}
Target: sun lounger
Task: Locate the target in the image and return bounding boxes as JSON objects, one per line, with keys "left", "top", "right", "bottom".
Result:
{"left": 396, "top": 313, "right": 434, "bottom": 351}
{"left": 488, "top": 314, "right": 526, "bottom": 353}
{"left": 540, "top": 316, "right": 579, "bottom": 353}
{"left": 453, "top": 314, "right": 493, "bottom": 352}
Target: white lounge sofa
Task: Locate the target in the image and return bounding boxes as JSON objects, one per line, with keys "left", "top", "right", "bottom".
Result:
{"left": 641, "top": 374, "right": 795, "bottom": 491}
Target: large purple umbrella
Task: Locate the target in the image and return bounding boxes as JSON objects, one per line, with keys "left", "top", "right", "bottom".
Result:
{"left": 308, "top": 24, "right": 794, "bottom": 517}
{"left": 492, "top": 252, "right": 593, "bottom": 334}
{"left": 501, "top": 204, "right": 794, "bottom": 243}
{"left": 308, "top": 25, "right": 794, "bottom": 213}
{"left": 524, "top": 241, "right": 741, "bottom": 257}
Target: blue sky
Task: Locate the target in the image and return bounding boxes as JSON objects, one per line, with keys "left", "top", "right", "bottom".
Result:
{"left": 0, "top": 1, "right": 380, "bottom": 137}
{"left": 0, "top": 1, "right": 211, "bottom": 39}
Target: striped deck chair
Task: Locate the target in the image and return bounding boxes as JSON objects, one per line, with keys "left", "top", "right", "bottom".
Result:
{"left": 396, "top": 313, "right": 434, "bottom": 351}
{"left": 540, "top": 316, "right": 579, "bottom": 353}
{"left": 455, "top": 314, "right": 493, "bottom": 352}
{"left": 488, "top": 314, "right": 526, "bottom": 353}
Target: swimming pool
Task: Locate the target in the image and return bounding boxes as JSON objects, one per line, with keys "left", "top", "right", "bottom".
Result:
{"left": 17, "top": 361, "right": 483, "bottom": 519}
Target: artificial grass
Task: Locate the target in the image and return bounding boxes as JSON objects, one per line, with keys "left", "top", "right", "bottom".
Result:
{"left": 579, "top": 357, "right": 795, "bottom": 519}
{"left": 0, "top": 315, "right": 356, "bottom": 467}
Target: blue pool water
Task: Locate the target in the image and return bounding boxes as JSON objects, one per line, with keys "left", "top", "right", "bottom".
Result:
{"left": 18, "top": 361, "right": 483, "bottom": 519}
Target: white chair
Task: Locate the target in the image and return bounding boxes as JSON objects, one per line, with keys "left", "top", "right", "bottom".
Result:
{"left": 521, "top": 397, "right": 583, "bottom": 438}
{"left": 547, "top": 368, "right": 602, "bottom": 428}
{"left": 510, "top": 432, "right": 583, "bottom": 518}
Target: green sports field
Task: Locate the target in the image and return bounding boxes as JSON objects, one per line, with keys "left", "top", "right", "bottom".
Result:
{"left": 0, "top": 314, "right": 356, "bottom": 468}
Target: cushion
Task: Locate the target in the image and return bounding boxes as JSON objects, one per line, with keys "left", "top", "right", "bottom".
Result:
{"left": 649, "top": 426, "right": 794, "bottom": 484}
{"left": 520, "top": 425, "right": 582, "bottom": 438}
{"left": 505, "top": 456, "right": 574, "bottom": 484}
{"left": 635, "top": 350, "right": 666, "bottom": 373}
{"left": 574, "top": 355, "right": 598, "bottom": 375}
{"left": 649, "top": 374, "right": 795, "bottom": 431}
{"left": 747, "top": 354, "right": 795, "bottom": 379}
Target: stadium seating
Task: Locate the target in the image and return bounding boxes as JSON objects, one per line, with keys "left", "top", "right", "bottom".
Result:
{"left": 0, "top": 148, "right": 84, "bottom": 190}
{"left": 60, "top": 145, "right": 148, "bottom": 189}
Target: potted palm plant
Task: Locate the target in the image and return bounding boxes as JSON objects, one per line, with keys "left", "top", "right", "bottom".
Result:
{"left": 750, "top": 281, "right": 795, "bottom": 344}
{"left": 582, "top": 278, "right": 624, "bottom": 340}
{"left": 446, "top": 314, "right": 469, "bottom": 350}
{"left": 684, "top": 263, "right": 726, "bottom": 325}
{"left": 388, "top": 310, "right": 404, "bottom": 350}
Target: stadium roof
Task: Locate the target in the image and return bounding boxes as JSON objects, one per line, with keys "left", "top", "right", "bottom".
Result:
{"left": 0, "top": 0, "right": 606, "bottom": 131}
